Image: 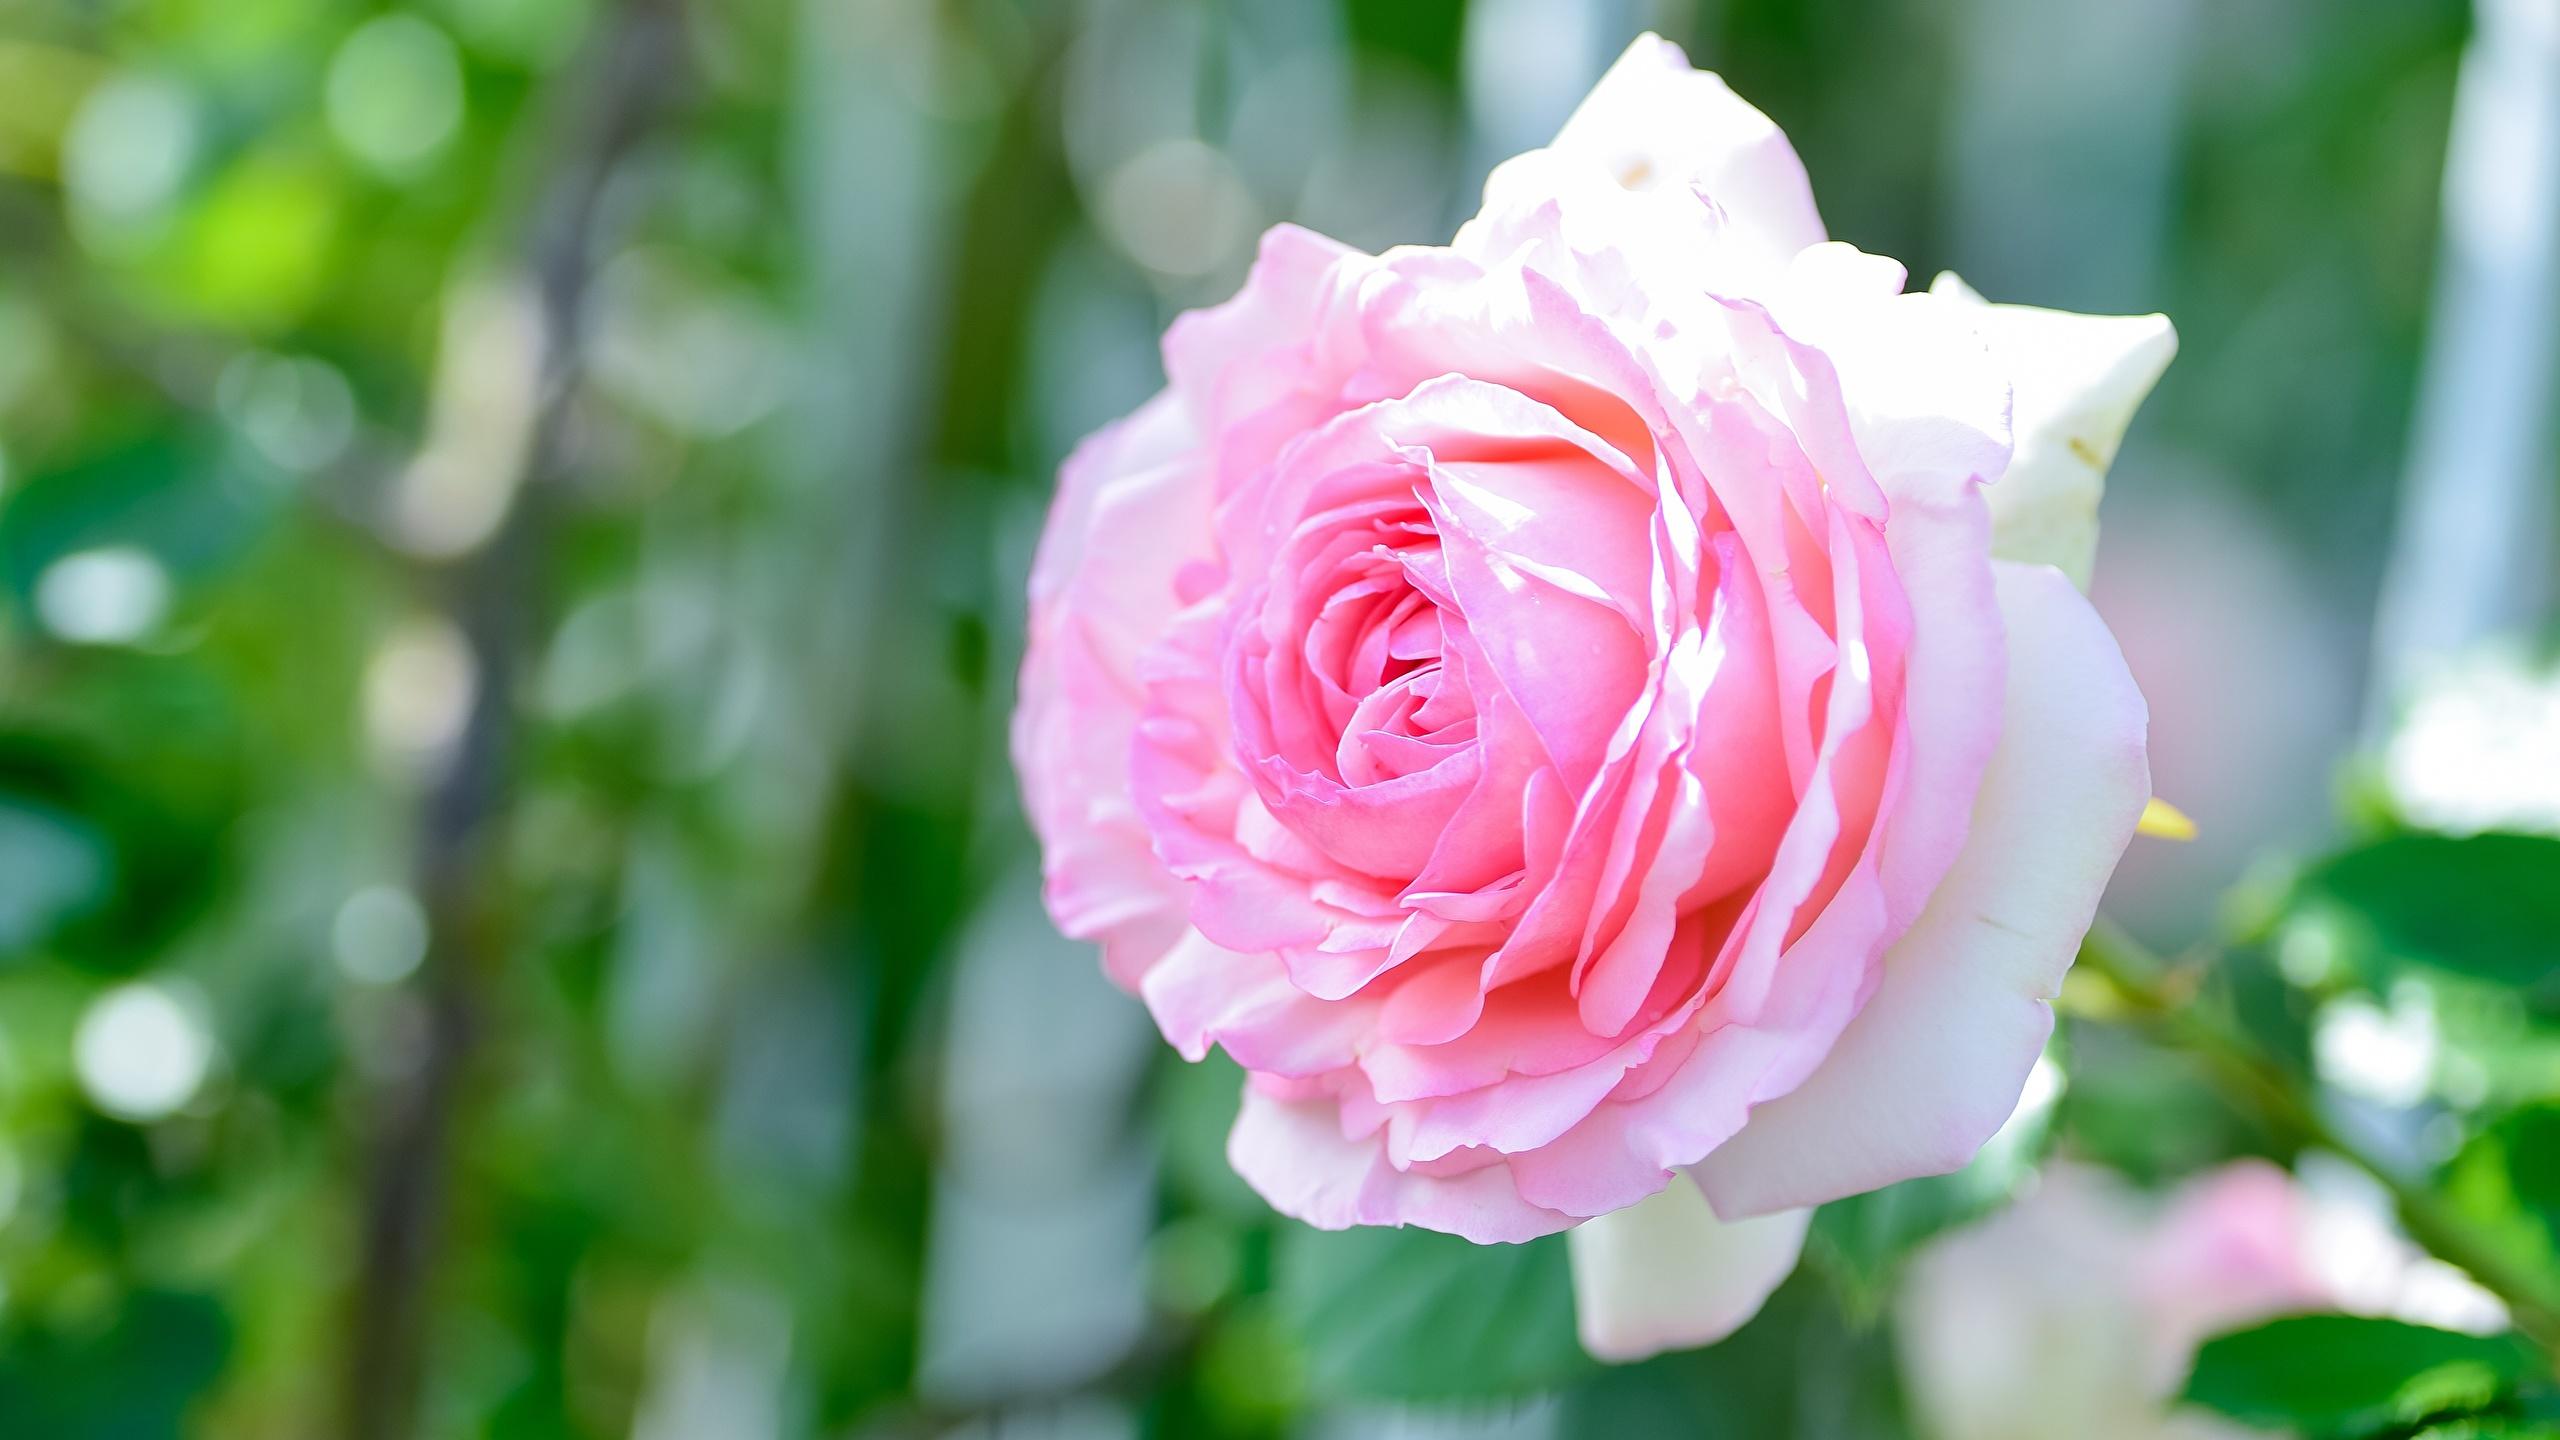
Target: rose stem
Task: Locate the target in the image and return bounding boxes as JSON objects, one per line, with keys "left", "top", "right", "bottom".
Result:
{"left": 2074, "top": 916, "right": 2560, "bottom": 1358}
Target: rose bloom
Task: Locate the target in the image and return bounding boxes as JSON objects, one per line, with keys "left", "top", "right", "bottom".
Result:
{"left": 1897, "top": 1161, "right": 2507, "bottom": 1440}
{"left": 1016, "top": 35, "right": 2175, "bottom": 1358}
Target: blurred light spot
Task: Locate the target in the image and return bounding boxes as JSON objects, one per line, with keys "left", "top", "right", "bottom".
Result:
{"left": 61, "top": 72, "right": 197, "bottom": 224}
{"left": 391, "top": 275, "right": 541, "bottom": 557}
{"left": 35, "top": 546, "right": 170, "bottom": 644}
{"left": 2299, "top": 1153, "right": 2509, "bottom": 1335}
{"left": 631, "top": 1279, "right": 793, "bottom": 1440}
{"left": 176, "top": 151, "right": 344, "bottom": 332}
{"left": 587, "top": 249, "right": 791, "bottom": 438}
{"left": 326, "top": 16, "right": 465, "bottom": 176}
{"left": 216, "top": 351, "right": 356, "bottom": 473}
{"left": 2313, "top": 984, "right": 2438, "bottom": 1109}
{"left": 1099, "top": 139, "right": 1257, "bottom": 280}
{"left": 74, "top": 981, "right": 214, "bottom": 1122}
{"left": 2275, "top": 912, "right": 2347, "bottom": 988}
{"left": 332, "top": 884, "right": 429, "bottom": 986}
{"left": 2386, "top": 645, "right": 2560, "bottom": 836}
{"left": 364, "top": 615, "right": 477, "bottom": 774}
{"left": 2393, "top": 1255, "right": 2515, "bottom": 1334}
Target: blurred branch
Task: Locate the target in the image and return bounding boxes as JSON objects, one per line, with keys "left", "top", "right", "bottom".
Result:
{"left": 340, "top": 4, "right": 687, "bottom": 1438}
{"left": 2076, "top": 917, "right": 2560, "bottom": 1357}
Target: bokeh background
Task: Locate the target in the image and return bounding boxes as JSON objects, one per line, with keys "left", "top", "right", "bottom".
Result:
{"left": 0, "top": 0, "right": 2553, "bottom": 1435}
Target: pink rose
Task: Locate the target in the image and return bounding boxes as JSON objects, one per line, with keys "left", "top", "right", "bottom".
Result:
{"left": 1015, "top": 34, "right": 2173, "bottom": 1355}
{"left": 1897, "top": 1161, "right": 2507, "bottom": 1439}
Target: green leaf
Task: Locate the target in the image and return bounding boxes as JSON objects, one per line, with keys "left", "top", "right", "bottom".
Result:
{"left": 0, "top": 1290, "right": 231, "bottom": 1437}
{"left": 0, "top": 429, "right": 279, "bottom": 602}
{"left": 2500, "top": 1109, "right": 2560, "bottom": 1233}
{"left": 2182, "top": 1315, "right": 2538, "bottom": 1436}
{"left": 1271, "top": 1221, "right": 1594, "bottom": 1402}
{"left": 2443, "top": 1108, "right": 2560, "bottom": 1299}
{"left": 0, "top": 796, "right": 112, "bottom": 955}
{"left": 0, "top": 731, "right": 237, "bottom": 967}
{"left": 2303, "top": 833, "right": 2560, "bottom": 1002}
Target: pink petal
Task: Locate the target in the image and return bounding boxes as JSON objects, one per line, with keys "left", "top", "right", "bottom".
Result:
{"left": 1139, "top": 929, "right": 1372, "bottom": 1077}
{"left": 1013, "top": 390, "right": 1212, "bottom": 987}
{"left": 1228, "top": 1082, "right": 1574, "bottom": 1243}
{"left": 1694, "top": 561, "right": 2148, "bottom": 1217}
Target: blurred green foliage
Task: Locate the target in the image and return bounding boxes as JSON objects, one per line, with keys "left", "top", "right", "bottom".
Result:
{"left": 0, "top": 0, "right": 2550, "bottom": 1437}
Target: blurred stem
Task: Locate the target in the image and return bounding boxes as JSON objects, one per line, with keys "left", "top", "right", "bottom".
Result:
{"left": 340, "top": 4, "right": 685, "bottom": 1438}
{"left": 2076, "top": 917, "right": 2560, "bottom": 1356}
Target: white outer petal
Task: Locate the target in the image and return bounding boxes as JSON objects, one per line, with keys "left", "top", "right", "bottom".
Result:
{"left": 1567, "top": 1172, "right": 1810, "bottom": 1363}
{"left": 1771, "top": 244, "right": 2015, "bottom": 501}
{"left": 1694, "top": 562, "right": 2149, "bottom": 1219}
{"left": 1465, "top": 32, "right": 1825, "bottom": 279}
{"left": 1932, "top": 272, "right": 2177, "bottom": 589}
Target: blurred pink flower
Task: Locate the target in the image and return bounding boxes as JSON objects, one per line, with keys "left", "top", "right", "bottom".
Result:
{"left": 1898, "top": 1161, "right": 2507, "bottom": 1440}
{"left": 1014, "top": 33, "right": 2174, "bottom": 1357}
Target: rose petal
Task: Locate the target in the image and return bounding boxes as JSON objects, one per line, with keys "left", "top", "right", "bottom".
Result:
{"left": 1533, "top": 34, "right": 1824, "bottom": 267}
{"left": 1694, "top": 561, "right": 2148, "bottom": 1217}
{"left": 1140, "top": 929, "right": 1372, "bottom": 1077}
{"left": 1931, "top": 272, "right": 2178, "bottom": 589}
{"left": 1228, "top": 1082, "right": 1573, "bottom": 1243}
{"left": 1766, "top": 249, "right": 2015, "bottom": 505}
{"left": 1014, "top": 390, "right": 1211, "bottom": 986}
{"left": 1567, "top": 1172, "right": 1810, "bottom": 1361}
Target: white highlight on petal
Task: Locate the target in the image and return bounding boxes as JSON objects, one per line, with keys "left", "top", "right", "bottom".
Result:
{"left": 1545, "top": 34, "right": 1824, "bottom": 256}
{"left": 1567, "top": 1172, "right": 1809, "bottom": 1363}
{"left": 1931, "top": 273, "right": 2176, "bottom": 589}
